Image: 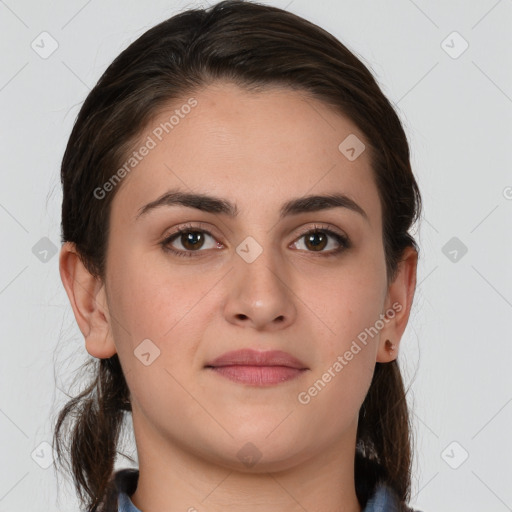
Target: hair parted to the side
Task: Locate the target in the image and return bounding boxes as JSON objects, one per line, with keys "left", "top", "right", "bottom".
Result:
{"left": 53, "top": 1, "right": 422, "bottom": 511}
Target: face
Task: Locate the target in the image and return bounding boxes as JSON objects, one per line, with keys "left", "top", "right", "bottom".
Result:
{"left": 100, "top": 81, "right": 394, "bottom": 471}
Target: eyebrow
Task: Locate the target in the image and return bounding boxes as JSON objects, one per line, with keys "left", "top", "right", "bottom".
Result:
{"left": 135, "top": 189, "right": 369, "bottom": 222}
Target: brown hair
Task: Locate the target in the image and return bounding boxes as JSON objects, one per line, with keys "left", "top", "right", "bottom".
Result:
{"left": 53, "top": 1, "right": 422, "bottom": 510}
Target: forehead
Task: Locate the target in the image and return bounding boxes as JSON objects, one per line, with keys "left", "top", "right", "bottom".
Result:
{"left": 110, "top": 81, "right": 381, "bottom": 228}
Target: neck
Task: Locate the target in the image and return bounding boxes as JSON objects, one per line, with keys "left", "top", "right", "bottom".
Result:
{"left": 129, "top": 410, "right": 362, "bottom": 512}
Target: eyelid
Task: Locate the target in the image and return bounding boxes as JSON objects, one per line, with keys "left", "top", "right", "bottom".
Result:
{"left": 160, "top": 222, "right": 221, "bottom": 257}
{"left": 162, "top": 221, "right": 219, "bottom": 240}
{"left": 288, "top": 223, "right": 350, "bottom": 255}
{"left": 293, "top": 223, "right": 347, "bottom": 240}
{"left": 163, "top": 222, "right": 346, "bottom": 241}
{"left": 161, "top": 221, "right": 350, "bottom": 256}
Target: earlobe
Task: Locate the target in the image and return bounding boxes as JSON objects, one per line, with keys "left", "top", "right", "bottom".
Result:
{"left": 59, "top": 242, "right": 117, "bottom": 359}
{"left": 376, "top": 246, "right": 418, "bottom": 363}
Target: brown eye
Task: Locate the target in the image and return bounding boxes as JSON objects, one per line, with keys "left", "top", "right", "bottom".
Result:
{"left": 291, "top": 227, "right": 349, "bottom": 256}
{"left": 180, "top": 231, "right": 206, "bottom": 251}
{"left": 161, "top": 227, "right": 220, "bottom": 258}
{"left": 303, "top": 231, "right": 328, "bottom": 251}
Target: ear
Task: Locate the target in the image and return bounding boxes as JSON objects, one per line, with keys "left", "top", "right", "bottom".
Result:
{"left": 376, "top": 245, "right": 418, "bottom": 363}
{"left": 59, "top": 242, "right": 117, "bottom": 359}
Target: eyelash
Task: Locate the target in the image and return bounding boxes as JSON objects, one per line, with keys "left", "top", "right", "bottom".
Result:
{"left": 160, "top": 222, "right": 350, "bottom": 258}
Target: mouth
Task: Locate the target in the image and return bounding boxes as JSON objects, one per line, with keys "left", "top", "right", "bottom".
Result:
{"left": 204, "top": 348, "right": 309, "bottom": 386}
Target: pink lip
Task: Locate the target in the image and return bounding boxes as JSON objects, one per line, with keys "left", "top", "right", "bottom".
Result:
{"left": 205, "top": 349, "right": 309, "bottom": 386}
{"left": 205, "top": 349, "right": 307, "bottom": 369}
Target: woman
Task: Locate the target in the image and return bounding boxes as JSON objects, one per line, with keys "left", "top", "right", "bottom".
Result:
{"left": 54, "top": 1, "right": 423, "bottom": 511}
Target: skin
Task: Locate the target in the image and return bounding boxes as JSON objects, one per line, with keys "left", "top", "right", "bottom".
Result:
{"left": 60, "top": 81, "right": 417, "bottom": 512}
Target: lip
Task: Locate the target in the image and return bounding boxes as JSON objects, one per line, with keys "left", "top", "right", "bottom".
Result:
{"left": 204, "top": 349, "right": 309, "bottom": 386}
{"left": 205, "top": 349, "right": 308, "bottom": 369}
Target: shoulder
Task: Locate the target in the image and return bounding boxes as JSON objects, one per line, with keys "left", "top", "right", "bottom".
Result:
{"left": 113, "top": 468, "right": 141, "bottom": 512}
{"left": 364, "top": 481, "right": 424, "bottom": 512}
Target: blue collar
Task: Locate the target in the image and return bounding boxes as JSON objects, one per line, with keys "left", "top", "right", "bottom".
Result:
{"left": 114, "top": 468, "right": 413, "bottom": 511}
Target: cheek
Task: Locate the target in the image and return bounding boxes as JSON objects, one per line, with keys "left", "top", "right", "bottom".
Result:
{"left": 106, "top": 250, "right": 226, "bottom": 391}
{"left": 293, "top": 338, "right": 376, "bottom": 455}
{"left": 312, "top": 269, "right": 386, "bottom": 359}
{"left": 299, "top": 260, "right": 386, "bottom": 431}
{"left": 108, "top": 251, "right": 205, "bottom": 344}
{"left": 106, "top": 258, "right": 210, "bottom": 425}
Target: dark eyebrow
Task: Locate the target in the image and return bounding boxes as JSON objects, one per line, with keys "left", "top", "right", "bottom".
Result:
{"left": 135, "top": 189, "right": 368, "bottom": 222}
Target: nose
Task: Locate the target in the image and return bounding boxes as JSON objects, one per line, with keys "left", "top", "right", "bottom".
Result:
{"left": 223, "top": 243, "right": 297, "bottom": 331}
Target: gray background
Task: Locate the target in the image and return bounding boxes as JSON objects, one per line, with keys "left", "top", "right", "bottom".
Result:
{"left": 1, "top": 0, "right": 511, "bottom": 510}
